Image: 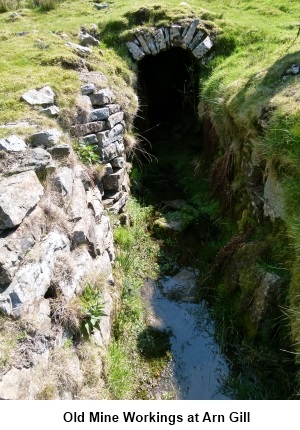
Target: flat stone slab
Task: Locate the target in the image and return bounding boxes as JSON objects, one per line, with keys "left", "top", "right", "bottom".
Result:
{"left": 81, "top": 83, "right": 96, "bottom": 95}
{"left": 48, "top": 144, "right": 70, "bottom": 159}
{"left": 0, "top": 135, "right": 27, "bottom": 152}
{"left": 21, "top": 86, "right": 55, "bottom": 106}
{"left": 0, "top": 206, "right": 46, "bottom": 286}
{"left": 0, "top": 147, "right": 54, "bottom": 176}
{"left": 29, "top": 128, "right": 62, "bottom": 148}
{"left": 40, "top": 105, "right": 60, "bottom": 117}
{"left": 0, "top": 170, "right": 43, "bottom": 231}
{"left": 79, "top": 32, "right": 99, "bottom": 47}
{"left": 0, "top": 231, "right": 69, "bottom": 316}
{"left": 154, "top": 215, "right": 185, "bottom": 232}
{"left": 94, "top": 3, "right": 108, "bottom": 10}
{"left": 66, "top": 42, "right": 92, "bottom": 55}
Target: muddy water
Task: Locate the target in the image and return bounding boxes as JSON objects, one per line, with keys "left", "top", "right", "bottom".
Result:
{"left": 144, "top": 279, "right": 231, "bottom": 400}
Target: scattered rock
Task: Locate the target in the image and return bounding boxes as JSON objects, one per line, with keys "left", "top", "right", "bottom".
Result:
{"left": 81, "top": 83, "right": 96, "bottom": 95}
{"left": 0, "top": 121, "right": 37, "bottom": 130}
{"left": 0, "top": 171, "right": 44, "bottom": 231}
{"left": 29, "top": 129, "right": 62, "bottom": 148}
{"left": 40, "top": 105, "right": 60, "bottom": 117}
{"left": 249, "top": 272, "right": 284, "bottom": 327}
{"left": 0, "top": 206, "right": 46, "bottom": 287}
{"left": 66, "top": 42, "right": 92, "bottom": 56}
{"left": 0, "top": 135, "right": 27, "bottom": 152}
{"left": 286, "top": 64, "right": 300, "bottom": 75}
{"left": 15, "top": 31, "right": 30, "bottom": 37}
{"left": 94, "top": 3, "right": 108, "bottom": 10}
{"left": 0, "top": 148, "right": 54, "bottom": 177}
{"left": 52, "top": 167, "right": 74, "bottom": 197}
{"left": 263, "top": 170, "right": 285, "bottom": 220}
{"left": 0, "top": 231, "right": 69, "bottom": 316}
{"left": 153, "top": 214, "right": 186, "bottom": 233}
{"left": 21, "top": 86, "right": 55, "bottom": 106}
{"left": 48, "top": 144, "right": 71, "bottom": 159}
{"left": 79, "top": 32, "right": 100, "bottom": 47}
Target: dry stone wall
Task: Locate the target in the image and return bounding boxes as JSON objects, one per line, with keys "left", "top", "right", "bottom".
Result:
{"left": 72, "top": 76, "right": 129, "bottom": 215}
{"left": 0, "top": 71, "right": 129, "bottom": 399}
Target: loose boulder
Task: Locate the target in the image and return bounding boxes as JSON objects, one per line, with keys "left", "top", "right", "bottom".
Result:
{"left": 0, "top": 135, "right": 27, "bottom": 152}
{"left": 21, "top": 86, "right": 55, "bottom": 106}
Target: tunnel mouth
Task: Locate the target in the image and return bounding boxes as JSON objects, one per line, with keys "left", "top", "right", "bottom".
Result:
{"left": 135, "top": 47, "right": 201, "bottom": 134}
{"left": 133, "top": 46, "right": 204, "bottom": 207}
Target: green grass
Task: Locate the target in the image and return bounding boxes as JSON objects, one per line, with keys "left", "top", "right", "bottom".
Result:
{"left": 104, "top": 198, "right": 173, "bottom": 399}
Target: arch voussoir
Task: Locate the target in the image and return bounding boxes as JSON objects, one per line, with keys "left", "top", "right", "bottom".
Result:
{"left": 126, "top": 18, "right": 214, "bottom": 61}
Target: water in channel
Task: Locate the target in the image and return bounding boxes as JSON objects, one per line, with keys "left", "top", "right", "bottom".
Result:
{"left": 143, "top": 278, "right": 230, "bottom": 400}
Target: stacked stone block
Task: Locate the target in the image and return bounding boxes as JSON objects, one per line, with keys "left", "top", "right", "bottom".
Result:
{"left": 72, "top": 84, "right": 129, "bottom": 215}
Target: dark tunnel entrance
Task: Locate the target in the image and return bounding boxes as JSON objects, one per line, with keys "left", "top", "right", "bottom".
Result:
{"left": 135, "top": 47, "right": 201, "bottom": 131}
{"left": 133, "top": 46, "right": 203, "bottom": 202}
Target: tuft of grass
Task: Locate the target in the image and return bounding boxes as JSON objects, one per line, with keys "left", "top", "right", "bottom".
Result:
{"left": 0, "top": 0, "right": 23, "bottom": 12}
{"left": 105, "top": 342, "right": 136, "bottom": 399}
{"left": 28, "top": 0, "right": 65, "bottom": 11}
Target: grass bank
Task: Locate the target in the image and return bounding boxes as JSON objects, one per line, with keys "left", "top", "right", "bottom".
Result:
{"left": 104, "top": 198, "right": 173, "bottom": 399}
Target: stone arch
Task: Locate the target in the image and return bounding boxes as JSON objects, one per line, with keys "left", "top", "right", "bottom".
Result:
{"left": 126, "top": 19, "right": 213, "bottom": 61}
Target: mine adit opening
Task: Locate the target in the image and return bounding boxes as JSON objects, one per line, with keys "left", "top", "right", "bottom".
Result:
{"left": 136, "top": 47, "right": 201, "bottom": 133}
{"left": 133, "top": 46, "right": 203, "bottom": 202}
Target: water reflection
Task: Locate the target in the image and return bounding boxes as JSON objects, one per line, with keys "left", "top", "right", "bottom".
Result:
{"left": 145, "top": 278, "right": 231, "bottom": 400}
